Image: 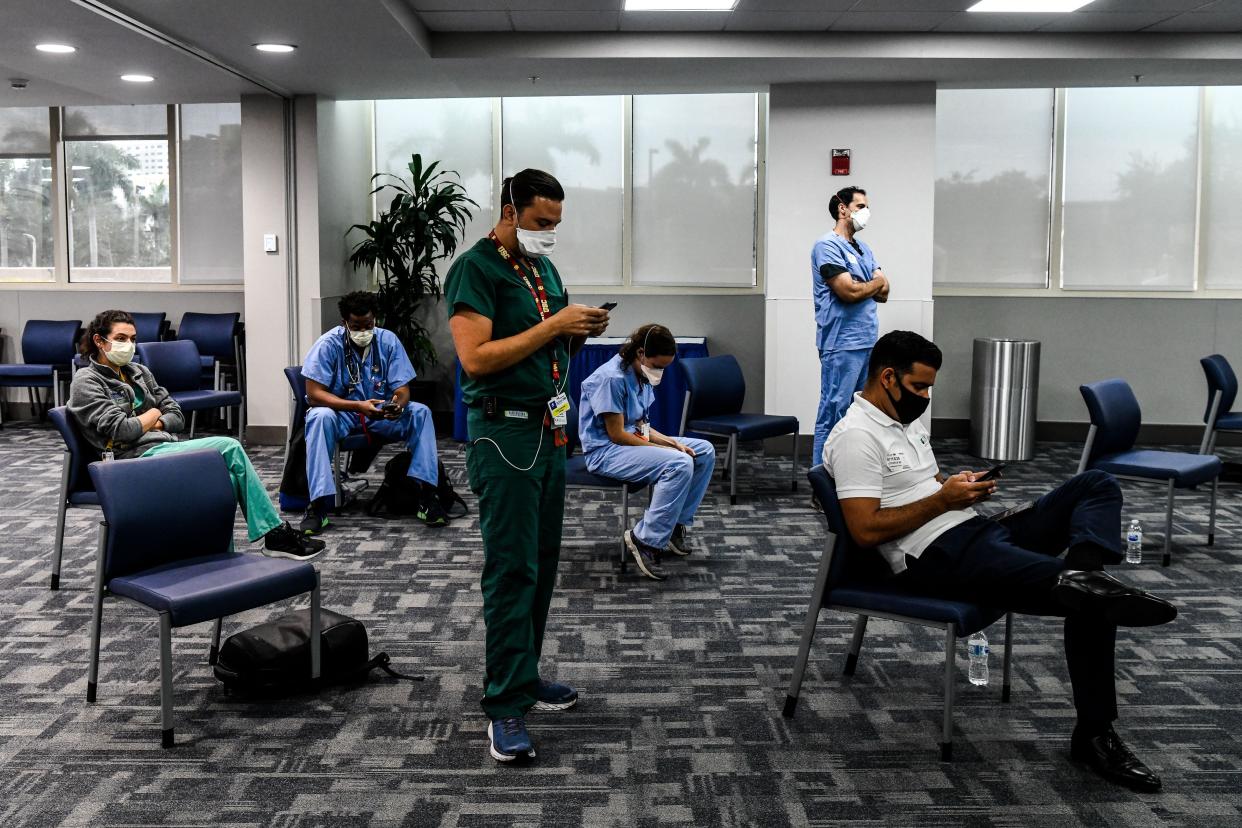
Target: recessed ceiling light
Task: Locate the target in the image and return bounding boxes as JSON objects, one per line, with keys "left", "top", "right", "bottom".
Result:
{"left": 121, "top": 74, "right": 155, "bottom": 83}
{"left": 624, "top": 0, "right": 736, "bottom": 10}
{"left": 36, "top": 43, "right": 76, "bottom": 54}
{"left": 254, "top": 43, "right": 296, "bottom": 53}
{"left": 967, "top": 0, "right": 1095, "bottom": 11}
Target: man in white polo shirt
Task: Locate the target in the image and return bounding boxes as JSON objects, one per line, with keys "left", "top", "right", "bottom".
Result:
{"left": 823, "top": 330, "right": 1177, "bottom": 794}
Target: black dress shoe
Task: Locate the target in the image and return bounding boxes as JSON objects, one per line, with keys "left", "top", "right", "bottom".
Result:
{"left": 1051, "top": 570, "right": 1177, "bottom": 627}
{"left": 1071, "top": 726, "right": 1162, "bottom": 793}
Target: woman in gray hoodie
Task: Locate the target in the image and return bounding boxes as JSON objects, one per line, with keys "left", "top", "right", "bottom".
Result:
{"left": 68, "top": 309, "right": 324, "bottom": 561}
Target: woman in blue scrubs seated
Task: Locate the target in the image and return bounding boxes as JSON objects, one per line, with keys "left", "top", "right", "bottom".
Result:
{"left": 578, "top": 324, "right": 716, "bottom": 581}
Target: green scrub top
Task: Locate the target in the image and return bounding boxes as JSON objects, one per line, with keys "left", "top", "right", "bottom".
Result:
{"left": 445, "top": 237, "right": 570, "bottom": 409}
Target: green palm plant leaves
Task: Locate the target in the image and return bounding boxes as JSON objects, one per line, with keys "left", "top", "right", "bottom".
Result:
{"left": 348, "top": 153, "right": 477, "bottom": 374}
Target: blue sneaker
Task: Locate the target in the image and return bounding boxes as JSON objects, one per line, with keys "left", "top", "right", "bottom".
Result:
{"left": 532, "top": 679, "right": 579, "bottom": 712}
{"left": 488, "top": 716, "right": 536, "bottom": 762}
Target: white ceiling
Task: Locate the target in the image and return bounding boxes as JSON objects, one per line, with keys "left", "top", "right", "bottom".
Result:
{"left": 3, "top": 0, "right": 1242, "bottom": 107}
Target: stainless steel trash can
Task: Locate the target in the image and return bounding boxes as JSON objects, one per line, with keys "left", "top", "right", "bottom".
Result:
{"left": 970, "top": 338, "right": 1040, "bottom": 461}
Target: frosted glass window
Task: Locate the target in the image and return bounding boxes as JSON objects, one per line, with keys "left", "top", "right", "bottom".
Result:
{"left": 1061, "top": 87, "right": 1199, "bottom": 291}
{"left": 178, "top": 103, "right": 242, "bottom": 284}
{"left": 934, "top": 89, "right": 1053, "bottom": 288}
{"left": 64, "top": 105, "right": 167, "bottom": 138}
{"left": 1202, "top": 87, "right": 1242, "bottom": 289}
{"left": 502, "top": 96, "right": 623, "bottom": 285}
{"left": 0, "top": 108, "right": 53, "bottom": 281}
{"left": 375, "top": 99, "right": 493, "bottom": 263}
{"left": 632, "top": 93, "right": 758, "bottom": 287}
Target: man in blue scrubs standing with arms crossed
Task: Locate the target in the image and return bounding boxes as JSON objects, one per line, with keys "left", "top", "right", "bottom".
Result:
{"left": 811, "top": 186, "right": 891, "bottom": 466}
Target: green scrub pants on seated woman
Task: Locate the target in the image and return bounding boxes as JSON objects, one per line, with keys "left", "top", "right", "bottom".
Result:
{"left": 466, "top": 408, "right": 566, "bottom": 720}
{"left": 139, "top": 436, "right": 283, "bottom": 542}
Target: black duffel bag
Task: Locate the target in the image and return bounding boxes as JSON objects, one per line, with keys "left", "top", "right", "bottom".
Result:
{"left": 213, "top": 608, "right": 422, "bottom": 696}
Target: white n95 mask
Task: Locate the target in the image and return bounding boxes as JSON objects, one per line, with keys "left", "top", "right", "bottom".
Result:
{"left": 349, "top": 329, "right": 375, "bottom": 348}
{"left": 104, "top": 339, "right": 135, "bottom": 367}
{"left": 640, "top": 364, "right": 664, "bottom": 386}
{"left": 850, "top": 207, "right": 871, "bottom": 232}
{"left": 517, "top": 226, "right": 556, "bottom": 258}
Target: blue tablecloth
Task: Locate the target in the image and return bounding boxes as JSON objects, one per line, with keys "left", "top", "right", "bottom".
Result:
{"left": 453, "top": 337, "right": 708, "bottom": 442}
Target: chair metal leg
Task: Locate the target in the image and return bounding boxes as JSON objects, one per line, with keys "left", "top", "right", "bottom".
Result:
{"left": 310, "top": 576, "right": 322, "bottom": 681}
{"left": 728, "top": 434, "right": 738, "bottom": 506}
{"left": 86, "top": 521, "right": 107, "bottom": 703}
{"left": 620, "top": 488, "right": 630, "bottom": 573}
{"left": 53, "top": 369, "right": 61, "bottom": 408}
{"left": 1163, "top": 479, "right": 1175, "bottom": 567}
{"left": 209, "top": 618, "right": 223, "bottom": 665}
{"left": 189, "top": 411, "right": 197, "bottom": 440}
{"left": 843, "top": 614, "right": 868, "bottom": 676}
{"left": 159, "top": 611, "right": 175, "bottom": 748}
{"left": 237, "top": 398, "right": 245, "bottom": 443}
{"left": 790, "top": 432, "right": 799, "bottom": 492}
{"left": 1002, "top": 612, "right": 1013, "bottom": 703}
{"left": 783, "top": 533, "right": 836, "bottom": 718}
{"left": 333, "top": 449, "right": 344, "bottom": 508}
{"left": 1208, "top": 476, "right": 1218, "bottom": 547}
{"left": 941, "top": 624, "right": 956, "bottom": 761}
{"left": 52, "top": 451, "right": 71, "bottom": 590}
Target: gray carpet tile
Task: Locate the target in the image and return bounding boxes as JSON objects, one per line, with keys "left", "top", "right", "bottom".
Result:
{"left": 0, "top": 419, "right": 1240, "bottom": 827}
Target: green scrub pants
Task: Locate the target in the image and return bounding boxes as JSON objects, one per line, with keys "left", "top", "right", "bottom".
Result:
{"left": 140, "top": 437, "right": 283, "bottom": 542}
{"left": 466, "top": 409, "right": 566, "bottom": 719}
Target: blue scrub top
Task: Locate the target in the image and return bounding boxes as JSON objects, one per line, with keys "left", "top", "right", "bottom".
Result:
{"left": 578, "top": 354, "right": 655, "bottom": 455}
{"left": 302, "top": 326, "right": 416, "bottom": 402}
{"left": 810, "top": 231, "right": 880, "bottom": 352}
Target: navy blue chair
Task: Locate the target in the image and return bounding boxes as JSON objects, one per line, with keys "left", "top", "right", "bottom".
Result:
{"left": 1078, "top": 378, "right": 1221, "bottom": 567}
{"left": 48, "top": 406, "right": 102, "bottom": 591}
{"left": 284, "top": 366, "right": 396, "bottom": 509}
{"left": 564, "top": 402, "right": 648, "bottom": 573}
{"left": 137, "top": 340, "right": 243, "bottom": 440}
{"left": 677, "top": 354, "right": 799, "bottom": 504}
{"left": 87, "top": 450, "right": 321, "bottom": 747}
{"left": 1200, "top": 355, "right": 1241, "bottom": 456}
{"left": 0, "top": 319, "right": 81, "bottom": 426}
{"left": 784, "top": 466, "right": 1014, "bottom": 761}
{"left": 177, "top": 311, "right": 242, "bottom": 389}
{"left": 131, "top": 311, "right": 170, "bottom": 344}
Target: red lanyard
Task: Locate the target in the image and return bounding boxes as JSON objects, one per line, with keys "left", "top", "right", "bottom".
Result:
{"left": 489, "top": 231, "right": 561, "bottom": 383}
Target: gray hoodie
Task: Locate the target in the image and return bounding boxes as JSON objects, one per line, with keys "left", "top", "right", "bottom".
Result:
{"left": 68, "top": 359, "right": 187, "bottom": 459}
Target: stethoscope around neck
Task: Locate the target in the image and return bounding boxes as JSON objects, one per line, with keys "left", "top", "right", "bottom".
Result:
{"left": 343, "top": 328, "right": 385, "bottom": 396}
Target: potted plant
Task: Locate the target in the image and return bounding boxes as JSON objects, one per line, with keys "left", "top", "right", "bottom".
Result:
{"left": 347, "top": 153, "right": 476, "bottom": 408}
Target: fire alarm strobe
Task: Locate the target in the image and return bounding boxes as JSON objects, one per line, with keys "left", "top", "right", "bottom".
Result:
{"left": 831, "top": 149, "right": 851, "bottom": 176}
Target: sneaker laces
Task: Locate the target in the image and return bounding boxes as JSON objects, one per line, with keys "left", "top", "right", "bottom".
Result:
{"left": 500, "top": 717, "right": 524, "bottom": 737}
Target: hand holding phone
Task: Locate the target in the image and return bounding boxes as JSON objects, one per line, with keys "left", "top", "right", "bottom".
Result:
{"left": 599, "top": 301, "right": 618, "bottom": 312}
{"left": 975, "top": 463, "right": 1007, "bottom": 482}
{"left": 381, "top": 401, "right": 402, "bottom": 417}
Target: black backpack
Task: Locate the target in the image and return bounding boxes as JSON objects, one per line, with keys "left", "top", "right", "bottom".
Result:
{"left": 213, "top": 608, "right": 422, "bottom": 696}
{"left": 367, "top": 452, "right": 468, "bottom": 520}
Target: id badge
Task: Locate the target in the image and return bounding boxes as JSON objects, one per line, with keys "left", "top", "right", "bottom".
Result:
{"left": 548, "top": 392, "right": 570, "bottom": 427}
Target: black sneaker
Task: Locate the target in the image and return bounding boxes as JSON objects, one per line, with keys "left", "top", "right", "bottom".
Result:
{"left": 417, "top": 491, "right": 449, "bottom": 528}
{"left": 667, "top": 524, "right": 692, "bottom": 557}
{"left": 299, "top": 511, "right": 331, "bottom": 536}
{"left": 624, "top": 530, "right": 667, "bottom": 581}
{"left": 263, "top": 522, "right": 326, "bottom": 561}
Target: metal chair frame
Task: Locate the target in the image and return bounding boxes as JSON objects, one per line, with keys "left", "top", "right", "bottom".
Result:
{"left": 678, "top": 389, "right": 798, "bottom": 505}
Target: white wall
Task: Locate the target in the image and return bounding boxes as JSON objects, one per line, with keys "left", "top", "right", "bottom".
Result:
{"left": 765, "top": 83, "right": 936, "bottom": 434}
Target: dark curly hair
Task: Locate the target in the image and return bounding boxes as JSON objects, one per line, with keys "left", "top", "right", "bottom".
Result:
{"left": 339, "top": 291, "right": 380, "bottom": 320}
{"left": 80, "top": 310, "right": 135, "bottom": 357}
{"left": 618, "top": 324, "right": 676, "bottom": 367}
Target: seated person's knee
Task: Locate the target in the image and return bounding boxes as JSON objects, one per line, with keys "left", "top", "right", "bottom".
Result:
{"left": 306, "top": 405, "right": 334, "bottom": 427}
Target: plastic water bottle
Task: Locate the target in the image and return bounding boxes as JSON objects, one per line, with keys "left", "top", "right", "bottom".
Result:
{"left": 967, "top": 632, "right": 989, "bottom": 686}
{"left": 1126, "top": 520, "right": 1142, "bottom": 565}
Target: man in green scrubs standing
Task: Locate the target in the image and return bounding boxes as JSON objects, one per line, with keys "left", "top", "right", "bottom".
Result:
{"left": 445, "top": 168, "right": 610, "bottom": 763}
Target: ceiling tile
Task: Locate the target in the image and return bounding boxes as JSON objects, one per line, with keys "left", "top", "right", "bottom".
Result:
{"left": 419, "top": 10, "right": 512, "bottom": 31}
{"left": 733, "top": 0, "right": 855, "bottom": 9}
{"left": 725, "top": 11, "right": 841, "bottom": 30}
{"left": 1036, "top": 11, "right": 1177, "bottom": 31}
{"left": 511, "top": 11, "right": 620, "bottom": 31}
{"left": 851, "top": 0, "right": 975, "bottom": 10}
{"left": 830, "top": 11, "right": 957, "bottom": 31}
{"left": 935, "top": 11, "right": 1063, "bottom": 31}
{"left": 1145, "top": 11, "right": 1242, "bottom": 29}
{"left": 619, "top": 11, "right": 730, "bottom": 31}
{"left": 1084, "top": 0, "right": 1221, "bottom": 10}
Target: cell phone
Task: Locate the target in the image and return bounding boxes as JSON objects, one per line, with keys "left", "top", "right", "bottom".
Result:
{"left": 976, "top": 463, "right": 1007, "bottom": 482}
{"left": 599, "top": 301, "right": 618, "bottom": 311}
{"left": 381, "top": 401, "right": 401, "bottom": 415}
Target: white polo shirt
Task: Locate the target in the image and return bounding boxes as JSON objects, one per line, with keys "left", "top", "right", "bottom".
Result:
{"left": 823, "top": 393, "right": 976, "bottom": 574}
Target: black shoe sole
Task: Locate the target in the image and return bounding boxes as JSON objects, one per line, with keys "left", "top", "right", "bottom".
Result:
{"left": 1052, "top": 582, "right": 1177, "bottom": 627}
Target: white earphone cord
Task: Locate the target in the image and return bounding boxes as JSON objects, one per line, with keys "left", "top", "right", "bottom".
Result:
{"left": 471, "top": 335, "right": 572, "bottom": 472}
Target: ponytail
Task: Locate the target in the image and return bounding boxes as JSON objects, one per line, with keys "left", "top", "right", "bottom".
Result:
{"left": 618, "top": 324, "right": 675, "bottom": 367}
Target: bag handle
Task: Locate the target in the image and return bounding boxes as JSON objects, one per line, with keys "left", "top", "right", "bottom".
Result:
{"left": 369, "top": 652, "right": 424, "bottom": 682}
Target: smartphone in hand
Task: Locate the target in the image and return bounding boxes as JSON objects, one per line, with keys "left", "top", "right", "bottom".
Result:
{"left": 599, "top": 301, "right": 618, "bottom": 312}
{"left": 976, "top": 463, "right": 1007, "bottom": 482}
{"left": 381, "top": 401, "right": 402, "bottom": 416}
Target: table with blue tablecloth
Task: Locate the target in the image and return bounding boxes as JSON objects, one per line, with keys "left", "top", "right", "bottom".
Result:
{"left": 453, "top": 337, "right": 709, "bottom": 442}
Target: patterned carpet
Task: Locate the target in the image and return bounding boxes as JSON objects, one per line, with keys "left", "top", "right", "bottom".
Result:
{"left": 0, "top": 419, "right": 1240, "bottom": 827}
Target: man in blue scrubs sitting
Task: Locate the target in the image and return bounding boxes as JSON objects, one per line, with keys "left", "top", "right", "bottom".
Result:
{"left": 578, "top": 324, "right": 716, "bottom": 581}
{"left": 810, "top": 185, "right": 890, "bottom": 467}
{"left": 300, "top": 291, "right": 444, "bottom": 533}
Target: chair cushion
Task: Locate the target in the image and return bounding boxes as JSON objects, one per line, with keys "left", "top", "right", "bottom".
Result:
{"left": 1094, "top": 450, "right": 1222, "bottom": 487}
{"left": 688, "top": 413, "right": 799, "bottom": 442}
{"left": 200, "top": 355, "right": 216, "bottom": 370}
{"left": 171, "top": 389, "right": 243, "bottom": 412}
{"left": 0, "top": 364, "right": 55, "bottom": 379}
{"left": 67, "top": 491, "right": 100, "bottom": 506}
{"left": 1216, "top": 412, "right": 1242, "bottom": 431}
{"left": 830, "top": 584, "right": 1007, "bottom": 638}
{"left": 108, "top": 552, "right": 316, "bottom": 628}
{"left": 565, "top": 455, "right": 646, "bottom": 492}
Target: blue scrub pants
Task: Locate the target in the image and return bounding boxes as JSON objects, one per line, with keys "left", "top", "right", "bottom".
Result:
{"left": 585, "top": 437, "right": 716, "bottom": 549}
{"left": 304, "top": 402, "right": 438, "bottom": 501}
{"left": 813, "top": 347, "right": 871, "bottom": 465}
